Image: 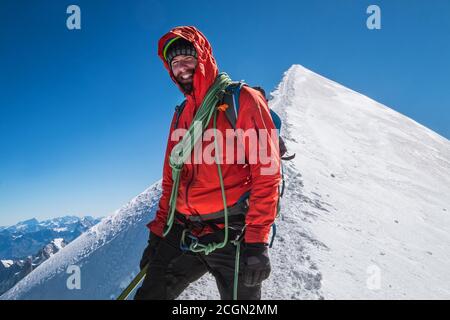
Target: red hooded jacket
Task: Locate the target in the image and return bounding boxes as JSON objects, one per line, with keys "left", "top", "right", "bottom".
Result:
{"left": 148, "top": 26, "right": 281, "bottom": 244}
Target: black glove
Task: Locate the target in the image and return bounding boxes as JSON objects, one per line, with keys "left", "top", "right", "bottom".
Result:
{"left": 242, "top": 243, "right": 271, "bottom": 287}
{"left": 139, "top": 232, "right": 162, "bottom": 270}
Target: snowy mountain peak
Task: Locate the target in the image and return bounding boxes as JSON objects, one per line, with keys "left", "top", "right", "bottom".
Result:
{"left": 1, "top": 260, "right": 14, "bottom": 269}
{"left": 0, "top": 215, "right": 102, "bottom": 260}
{"left": 1, "top": 65, "right": 449, "bottom": 300}
{"left": 270, "top": 64, "right": 450, "bottom": 299}
{"left": 12, "top": 219, "right": 39, "bottom": 231}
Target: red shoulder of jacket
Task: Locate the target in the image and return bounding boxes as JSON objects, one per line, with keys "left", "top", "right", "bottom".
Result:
{"left": 239, "top": 85, "right": 267, "bottom": 111}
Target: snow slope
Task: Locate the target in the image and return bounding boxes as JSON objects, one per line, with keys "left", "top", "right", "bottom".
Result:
{"left": 268, "top": 65, "right": 450, "bottom": 299}
{"left": 1, "top": 183, "right": 161, "bottom": 300}
{"left": 2, "top": 65, "right": 449, "bottom": 300}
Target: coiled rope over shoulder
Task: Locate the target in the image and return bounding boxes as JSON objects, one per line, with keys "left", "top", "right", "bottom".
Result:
{"left": 117, "top": 73, "right": 242, "bottom": 301}
{"left": 163, "top": 73, "right": 233, "bottom": 238}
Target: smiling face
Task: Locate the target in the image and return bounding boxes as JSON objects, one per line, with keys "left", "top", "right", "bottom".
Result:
{"left": 170, "top": 55, "right": 198, "bottom": 94}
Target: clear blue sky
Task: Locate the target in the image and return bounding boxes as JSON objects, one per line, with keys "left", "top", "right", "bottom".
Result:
{"left": 1, "top": 0, "right": 449, "bottom": 226}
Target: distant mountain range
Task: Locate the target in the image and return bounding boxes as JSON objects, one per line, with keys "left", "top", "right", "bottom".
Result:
{"left": 0, "top": 216, "right": 101, "bottom": 259}
{"left": 0, "top": 216, "right": 102, "bottom": 295}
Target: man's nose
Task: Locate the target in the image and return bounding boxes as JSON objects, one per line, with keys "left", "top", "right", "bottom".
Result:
{"left": 178, "top": 64, "right": 188, "bottom": 73}
{"left": 178, "top": 61, "right": 190, "bottom": 72}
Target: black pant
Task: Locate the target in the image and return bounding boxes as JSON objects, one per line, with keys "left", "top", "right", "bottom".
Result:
{"left": 134, "top": 223, "right": 261, "bottom": 300}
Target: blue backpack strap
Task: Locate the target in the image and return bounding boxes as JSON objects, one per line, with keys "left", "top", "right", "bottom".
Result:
{"left": 270, "top": 109, "right": 282, "bottom": 131}
{"left": 232, "top": 82, "right": 245, "bottom": 117}
{"left": 174, "top": 100, "right": 187, "bottom": 129}
{"left": 223, "top": 82, "right": 245, "bottom": 129}
{"left": 225, "top": 83, "right": 283, "bottom": 133}
{"left": 237, "top": 190, "right": 251, "bottom": 204}
{"left": 222, "top": 84, "right": 284, "bottom": 248}
{"left": 269, "top": 223, "right": 277, "bottom": 248}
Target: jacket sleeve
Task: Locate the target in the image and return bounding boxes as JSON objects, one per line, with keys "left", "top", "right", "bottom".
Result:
{"left": 147, "top": 112, "right": 177, "bottom": 237}
{"left": 237, "top": 87, "right": 281, "bottom": 244}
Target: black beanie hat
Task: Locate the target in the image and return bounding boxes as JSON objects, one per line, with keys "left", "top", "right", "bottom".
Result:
{"left": 164, "top": 37, "right": 197, "bottom": 66}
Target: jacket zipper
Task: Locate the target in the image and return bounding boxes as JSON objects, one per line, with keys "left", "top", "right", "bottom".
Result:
{"left": 185, "top": 162, "right": 194, "bottom": 212}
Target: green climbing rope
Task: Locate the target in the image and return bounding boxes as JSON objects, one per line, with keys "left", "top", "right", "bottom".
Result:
{"left": 184, "top": 109, "right": 230, "bottom": 255}
{"left": 163, "top": 72, "right": 233, "bottom": 238}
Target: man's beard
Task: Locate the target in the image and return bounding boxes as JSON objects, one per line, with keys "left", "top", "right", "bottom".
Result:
{"left": 179, "top": 82, "right": 193, "bottom": 94}
{"left": 175, "top": 69, "right": 195, "bottom": 94}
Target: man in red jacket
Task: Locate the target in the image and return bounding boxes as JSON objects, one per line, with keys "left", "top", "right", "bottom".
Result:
{"left": 134, "top": 26, "right": 281, "bottom": 300}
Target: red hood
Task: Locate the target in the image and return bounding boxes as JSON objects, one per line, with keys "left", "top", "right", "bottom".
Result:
{"left": 158, "top": 26, "right": 219, "bottom": 109}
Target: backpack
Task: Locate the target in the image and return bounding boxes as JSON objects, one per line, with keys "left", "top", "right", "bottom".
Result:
{"left": 173, "top": 81, "right": 295, "bottom": 247}
{"left": 174, "top": 82, "right": 295, "bottom": 161}
{"left": 220, "top": 82, "right": 295, "bottom": 161}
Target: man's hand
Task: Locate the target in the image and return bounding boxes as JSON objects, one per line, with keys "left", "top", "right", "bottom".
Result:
{"left": 242, "top": 243, "right": 271, "bottom": 287}
{"left": 139, "top": 232, "right": 162, "bottom": 270}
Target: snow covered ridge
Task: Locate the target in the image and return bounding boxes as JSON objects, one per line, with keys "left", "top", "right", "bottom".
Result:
{"left": 2, "top": 64, "right": 450, "bottom": 300}
{"left": 268, "top": 65, "right": 450, "bottom": 299}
